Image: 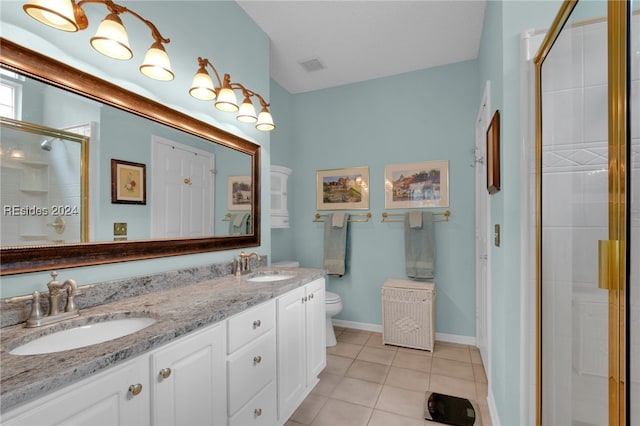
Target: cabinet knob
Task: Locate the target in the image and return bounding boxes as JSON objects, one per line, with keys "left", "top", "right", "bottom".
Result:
{"left": 183, "top": 178, "right": 192, "bottom": 185}
{"left": 309, "top": 293, "right": 314, "bottom": 299}
{"left": 159, "top": 368, "right": 172, "bottom": 379}
{"left": 253, "top": 355, "right": 262, "bottom": 364}
{"left": 128, "top": 383, "right": 143, "bottom": 396}
{"left": 302, "top": 296, "right": 307, "bottom": 303}
{"left": 253, "top": 319, "right": 261, "bottom": 328}
{"left": 254, "top": 408, "right": 263, "bottom": 417}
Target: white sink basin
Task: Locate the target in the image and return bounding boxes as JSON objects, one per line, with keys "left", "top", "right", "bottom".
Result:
{"left": 246, "top": 274, "right": 293, "bottom": 283}
{"left": 10, "top": 317, "right": 157, "bottom": 356}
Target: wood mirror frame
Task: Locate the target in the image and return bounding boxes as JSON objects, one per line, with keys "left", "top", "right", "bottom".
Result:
{"left": 0, "top": 38, "right": 261, "bottom": 275}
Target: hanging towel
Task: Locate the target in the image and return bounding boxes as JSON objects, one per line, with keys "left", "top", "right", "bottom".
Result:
{"left": 404, "top": 211, "right": 435, "bottom": 279}
{"left": 323, "top": 213, "right": 348, "bottom": 276}
{"left": 408, "top": 210, "right": 422, "bottom": 228}
{"left": 229, "top": 212, "right": 250, "bottom": 235}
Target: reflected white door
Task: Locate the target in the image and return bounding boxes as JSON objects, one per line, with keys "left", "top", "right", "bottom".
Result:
{"left": 151, "top": 136, "right": 214, "bottom": 238}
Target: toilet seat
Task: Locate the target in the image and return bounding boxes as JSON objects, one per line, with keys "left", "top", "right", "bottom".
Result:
{"left": 325, "top": 291, "right": 341, "bottom": 303}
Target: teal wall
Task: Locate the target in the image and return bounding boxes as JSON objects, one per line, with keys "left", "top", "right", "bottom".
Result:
{"left": 479, "top": 1, "right": 562, "bottom": 424}
{"left": 271, "top": 61, "right": 480, "bottom": 337}
{"left": 0, "top": 1, "right": 271, "bottom": 296}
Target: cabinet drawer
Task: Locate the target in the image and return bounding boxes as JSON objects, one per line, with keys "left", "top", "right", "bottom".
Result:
{"left": 227, "top": 299, "right": 275, "bottom": 354}
{"left": 228, "top": 381, "right": 277, "bottom": 426}
{"left": 227, "top": 330, "right": 276, "bottom": 415}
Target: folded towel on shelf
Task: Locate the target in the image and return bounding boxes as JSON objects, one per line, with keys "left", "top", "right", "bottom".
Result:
{"left": 229, "top": 212, "right": 250, "bottom": 235}
{"left": 323, "top": 213, "right": 348, "bottom": 276}
{"left": 408, "top": 210, "right": 422, "bottom": 228}
{"left": 404, "top": 211, "right": 435, "bottom": 279}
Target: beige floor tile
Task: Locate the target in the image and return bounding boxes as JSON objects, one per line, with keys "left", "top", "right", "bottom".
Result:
{"left": 367, "top": 409, "right": 426, "bottom": 426}
{"left": 337, "top": 330, "right": 370, "bottom": 345}
{"left": 356, "top": 346, "right": 397, "bottom": 365}
{"left": 330, "top": 376, "right": 383, "bottom": 407}
{"left": 478, "top": 401, "right": 493, "bottom": 426}
{"left": 375, "top": 385, "right": 426, "bottom": 419}
{"left": 324, "top": 354, "right": 353, "bottom": 376}
{"left": 365, "top": 333, "right": 398, "bottom": 351}
{"left": 327, "top": 341, "right": 363, "bottom": 359}
{"left": 289, "top": 393, "right": 328, "bottom": 425}
{"left": 397, "top": 346, "right": 433, "bottom": 357}
{"left": 475, "top": 380, "right": 488, "bottom": 400}
{"left": 428, "top": 374, "right": 477, "bottom": 400}
{"left": 285, "top": 420, "right": 306, "bottom": 426}
{"left": 346, "top": 359, "right": 390, "bottom": 384}
{"left": 431, "top": 357, "right": 474, "bottom": 381}
{"left": 385, "top": 366, "right": 430, "bottom": 392}
{"left": 392, "top": 350, "right": 432, "bottom": 372}
{"left": 310, "top": 398, "right": 373, "bottom": 426}
{"left": 473, "top": 362, "right": 488, "bottom": 383}
{"left": 312, "top": 372, "right": 343, "bottom": 397}
{"left": 433, "top": 341, "right": 472, "bottom": 363}
{"left": 470, "top": 347, "right": 483, "bottom": 364}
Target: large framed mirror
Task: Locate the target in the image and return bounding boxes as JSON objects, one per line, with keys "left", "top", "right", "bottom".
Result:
{"left": 0, "top": 38, "right": 261, "bottom": 275}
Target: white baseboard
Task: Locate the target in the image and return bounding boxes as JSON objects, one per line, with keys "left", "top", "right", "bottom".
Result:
{"left": 487, "top": 388, "right": 501, "bottom": 426}
{"left": 332, "top": 319, "right": 476, "bottom": 346}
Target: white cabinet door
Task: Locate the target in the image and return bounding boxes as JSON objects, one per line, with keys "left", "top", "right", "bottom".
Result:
{"left": 151, "top": 322, "right": 226, "bottom": 426}
{"left": 270, "top": 166, "right": 291, "bottom": 228}
{"left": 305, "top": 278, "right": 327, "bottom": 383}
{"left": 276, "top": 285, "right": 306, "bottom": 421}
{"left": 2, "top": 355, "right": 150, "bottom": 426}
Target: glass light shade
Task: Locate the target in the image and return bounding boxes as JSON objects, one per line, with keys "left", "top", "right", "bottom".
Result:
{"left": 139, "top": 42, "right": 175, "bottom": 81}
{"left": 215, "top": 87, "right": 239, "bottom": 112}
{"left": 189, "top": 69, "right": 216, "bottom": 101}
{"left": 236, "top": 97, "right": 257, "bottom": 123}
{"left": 23, "top": 0, "right": 78, "bottom": 32}
{"left": 10, "top": 148, "right": 25, "bottom": 160}
{"left": 256, "top": 108, "right": 275, "bottom": 131}
{"left": 90, "top": 13, "right": 133, "bottom": 60}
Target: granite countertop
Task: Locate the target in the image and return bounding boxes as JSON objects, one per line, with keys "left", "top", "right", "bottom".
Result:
{"left": 0, "top": 267, "right": 325, "bottom": 413}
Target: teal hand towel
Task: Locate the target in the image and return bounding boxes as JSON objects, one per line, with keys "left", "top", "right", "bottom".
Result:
{"left": 229, "top": 212, "right": 250, "bottom": 235}
{"left": 404, "top": 211, "right": 435, "bottom": 279}
{"left": 323, "top": 213, "right": 348, "bottom": 276}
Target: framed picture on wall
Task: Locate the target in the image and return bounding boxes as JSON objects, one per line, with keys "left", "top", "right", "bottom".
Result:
{"left": 111, "top": 159, "right": 146, "bottom": 205}
{"left": 486, "top": 110, "right": 500, "bottom": 194}
{"left": 384, "top": 160, "right": 449, "bottom": 209}
{"left": 316, "top": 166, "right": 370, "bottom": 210}
{"left": 228, "top": 175, "right": 252, "bottom": 211}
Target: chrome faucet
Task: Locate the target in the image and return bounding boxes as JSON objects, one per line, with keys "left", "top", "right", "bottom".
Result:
{"left": 234, "top": 251, "right": 261, "bottom": 276}
{"left": 3, "top": 271, "right": 81, "bottom": 328}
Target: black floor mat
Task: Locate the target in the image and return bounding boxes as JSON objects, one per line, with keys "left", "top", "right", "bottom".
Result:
{"left": 424, "top": 392, "right": 481, "bottom": 425}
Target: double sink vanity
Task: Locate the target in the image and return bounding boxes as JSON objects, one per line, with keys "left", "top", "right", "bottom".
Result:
{"left": 0, "top": 263, "right": 327, "bottom": 426}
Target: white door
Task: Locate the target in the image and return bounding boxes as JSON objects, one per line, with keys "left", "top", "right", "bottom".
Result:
{"left": 151, "top": 136, "right": 215, "bottom": 238}
{"left": 475, "top": 81, "right": 491, "bottom": 368}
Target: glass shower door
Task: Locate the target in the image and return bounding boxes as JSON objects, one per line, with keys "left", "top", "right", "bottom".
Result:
{"left": 536, "top": 1, "right": 631, "bottom": 424}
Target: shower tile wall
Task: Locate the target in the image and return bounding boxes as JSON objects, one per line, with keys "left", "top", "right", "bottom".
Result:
{"left": 541, "top": 20, "right": 609, "bottom": 426}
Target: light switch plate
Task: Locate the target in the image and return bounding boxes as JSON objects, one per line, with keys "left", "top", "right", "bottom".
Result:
{"left": 114, "top": 222, "right": 127, "bottom": 236}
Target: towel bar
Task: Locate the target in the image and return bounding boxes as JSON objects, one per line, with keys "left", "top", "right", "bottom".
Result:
{"left": 313, "top": 212, "right": 372, "bottom": 223}
{"left": 381, "top": 210, "right": 450, "bottom": 223}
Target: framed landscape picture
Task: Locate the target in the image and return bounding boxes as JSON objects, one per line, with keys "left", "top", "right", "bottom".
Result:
{"left": 316, "top": 166, "right": 369, "bottom": 210}
{"left": 384, "top": 160, "right": 449, "bottom": 209}
{"left": 228, "top": 175, "right": 252, "bottom": 211}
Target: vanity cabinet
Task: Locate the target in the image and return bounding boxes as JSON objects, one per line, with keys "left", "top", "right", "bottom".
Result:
{"left": 2, "top": 354, "right": 150, "bottom": 426}
{"left": 270, "top": 166, "right": 291, "bottom": 228}
{"left": 277, "top": 277, "right": 326, "bottom": 422}
{"left": 150, "top": 322, "right": 226, "bottom": 426}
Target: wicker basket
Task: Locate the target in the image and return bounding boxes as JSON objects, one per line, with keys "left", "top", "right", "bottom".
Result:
{"left": 382, "top": 279, "right": 435, "bottom": 351}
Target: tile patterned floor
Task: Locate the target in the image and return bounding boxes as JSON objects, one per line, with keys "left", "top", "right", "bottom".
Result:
{"left": 286, "top": 327, "right": 492, "bottom": 426}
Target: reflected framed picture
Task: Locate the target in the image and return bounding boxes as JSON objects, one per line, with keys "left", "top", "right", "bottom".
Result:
{"left": 486, "top": 110, "right": 500, "bottom": 194}
{"left": 316, "top": 166, "right": 370, "bottom": 210}
{"left": 384, "top": 160, "right": 449, "bottom": 209}
{"left": 111, "top": 159, "right": 146, "bottom": 205}
{"left": 228, "top": 175, "right": 252, "bottom": 211}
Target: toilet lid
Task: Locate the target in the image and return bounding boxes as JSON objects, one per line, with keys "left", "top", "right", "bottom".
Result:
{"left": 325, "top": 291, "right": 341, "bottom": 303}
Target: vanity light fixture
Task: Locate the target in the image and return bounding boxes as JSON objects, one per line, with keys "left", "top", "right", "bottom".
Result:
{"left": 23, "top": 0, "right": 174, "bottom": 81}
{"left": 189, "top": 57, "right": 275, "bottom": 131}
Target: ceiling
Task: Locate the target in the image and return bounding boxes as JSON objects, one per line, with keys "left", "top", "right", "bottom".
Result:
{"left": 236, "top": 1, "right": 487, "bottom": 94}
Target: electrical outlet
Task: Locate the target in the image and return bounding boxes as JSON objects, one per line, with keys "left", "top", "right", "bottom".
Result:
{"left": 114, "top": 222, "right": 127, "bottom": 236}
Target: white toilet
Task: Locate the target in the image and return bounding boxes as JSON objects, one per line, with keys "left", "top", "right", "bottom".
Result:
{"left": 272, "top": 260, "right": 343, "bottom": 347}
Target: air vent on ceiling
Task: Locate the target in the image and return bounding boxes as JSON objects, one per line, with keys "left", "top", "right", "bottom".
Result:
{"left": 298, "top": 57, "right": 325, "bottom": 72}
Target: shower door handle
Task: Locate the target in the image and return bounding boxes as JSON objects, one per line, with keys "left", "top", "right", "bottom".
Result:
{"left": 598, "top": 240, "right": 621, "bottom": 291}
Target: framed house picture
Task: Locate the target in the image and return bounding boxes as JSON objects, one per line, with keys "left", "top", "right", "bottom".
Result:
{"left": 384, "top": 160, "right": 449, "bottom": 209}
{"left": 316, "top": 166, "right": 370, "bottom": 210}
{"left": 111, "top": 159, "right": 146, "bottom": 205}
{"left": 486, "top": 110, "right": 500, "bottom": 194}
{"left": 228, "top": 175, "right": 252, "bottom": 211}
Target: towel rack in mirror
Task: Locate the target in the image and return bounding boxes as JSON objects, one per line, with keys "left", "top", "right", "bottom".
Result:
{"left": 313, "top": 212, "right": 372, "bottom": 223}
{"left": 381, "top": 210, "right": 451, "bottom": 223}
